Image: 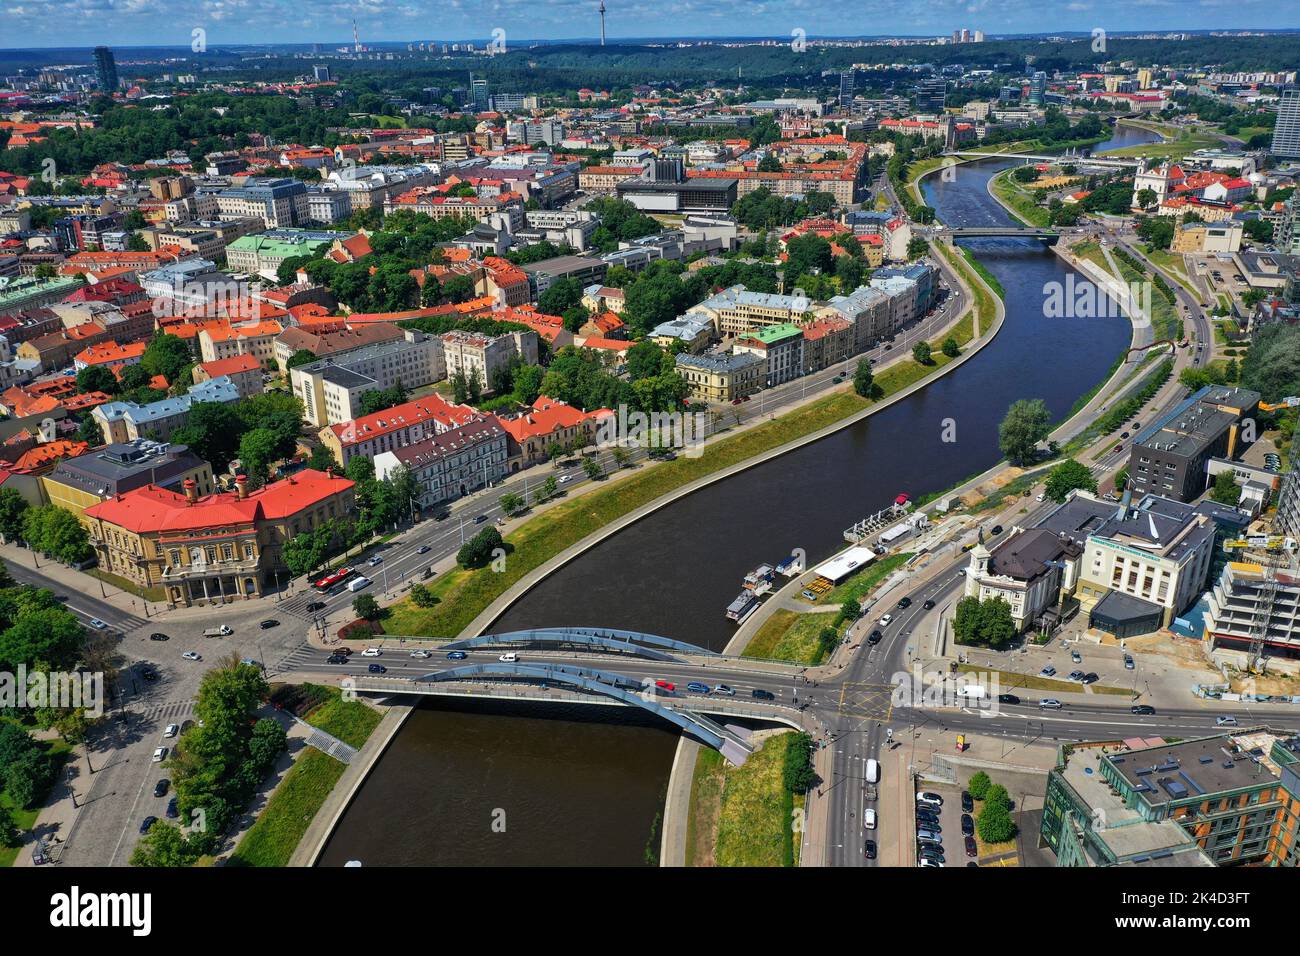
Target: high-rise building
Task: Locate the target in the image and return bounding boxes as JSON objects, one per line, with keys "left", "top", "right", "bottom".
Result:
{"left": 1272, "top": 88, "right": 1300, "bottom": 160}
{"left": 93, "top": 46, "right": 118, "bottom": 93}
{"left": 470, "top": 76, "right": 490, "bottom": 113}
{"left": 974, "top": 30, "right": 985, "bottom": 42}
{"left": 313, "top": 65, "right": 331, "bottom": 83}
{"left": 1278, "top": 442, "right": 1300, "bottom": 540}
{"left": 915, "top": 77, "right": 947, "bottom": 112}
{"left": 838, "top": 71, "right": 855, "bottom": 108}
{"left": 1028, "top": 71, "right": 1048, "bottom": 106}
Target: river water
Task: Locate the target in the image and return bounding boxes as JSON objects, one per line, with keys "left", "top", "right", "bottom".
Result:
{"left": 318, "top": 122, "right": 1159, "bottom": 867}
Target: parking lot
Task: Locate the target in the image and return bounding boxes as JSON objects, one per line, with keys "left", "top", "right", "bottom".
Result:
{"left": 913, "top": 780, "right": 974, "bottom": 867}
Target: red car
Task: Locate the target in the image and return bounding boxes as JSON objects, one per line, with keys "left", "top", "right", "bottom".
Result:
{"left": 654, "top": 680, "right": 676, "bottom": 692}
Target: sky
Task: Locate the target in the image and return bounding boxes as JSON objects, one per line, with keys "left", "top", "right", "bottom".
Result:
{"left": 5, "top": 0, "right": 1299, "bottom": 49}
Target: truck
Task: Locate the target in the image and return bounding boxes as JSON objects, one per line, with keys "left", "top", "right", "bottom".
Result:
{"left": 203, "top": 625, "right": 233, "bottom": 638}
{"left": 347, "top": 576, "right": 372, "bottom": 592}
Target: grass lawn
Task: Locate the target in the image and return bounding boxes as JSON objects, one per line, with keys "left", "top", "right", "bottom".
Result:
{"left": 820, "top": 552, "right": 914, "bottom": 605}
{"left": 742, "top": 609, "right": 842, "bottom": 664}
{"left": 86, "top": 569, "right": 167, "bottom": 603}
{"left": 0, "top": 735, "right": 72, "bottom": 867}
{"left": 227, "top": 749, "right": 346, "bottom": 868}
{"left": 685, "top": 747, "right": 726, "bottom": 867}
{"left": 302, "top": 688, "right": 381, "bottom": 750}
{"left": 1144, "top": 248, "right": 1197, "bottom": 297}
{"left": 713, "top": 731, "right": 802, "bottom": 867}
{"left": 1104, "top": 128, "right": 1220, "bottom": 161}
{"left": 989, "top": 168, "right": 1051, "bottom": 228}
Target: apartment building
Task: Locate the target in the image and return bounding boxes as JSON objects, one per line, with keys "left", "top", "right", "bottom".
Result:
{"left": 197, "top": 319, "right": 284, "bottom": 365}
{"left": 375, "top": 416, "right": 509, "bottom": 505}
{"left": 733, "top": 323, "right": 805, "bottom": 387}
{"left": 690, "top": 285, "right": 812, "bottom": 337}
{"left": 272, "top": 321, "right": 406, "bottom": 372}
{"left": 497, "top": 396, "right": 610, "bottom": 468}
{"left": 291, "top": 331, "right": 447, "bottom": 427}
{"left": 822, "top": 285, "right": 894, "bottom": 352}
{"left": 1204, "top": 557, "right": 1300, "bottom": 662}
{"left": 214, "top": 177, "right": 310, "bottom": 228}
{"left": 224, "top": 232, "right": 336, "bottom": 277}
{"left": 191, "top": 353, "right": 264, "bottom": 399}
{"left": 91, "top": 376, "right": 240, "bottom": 444}
{"left": 440, "top": 328, "right": 539, "bottom": 396}
{"left": 674, "top": 350, "right": 765, "bottom": 403}
{"left": 319, "top": 393, "right": 481, "bottom": 465}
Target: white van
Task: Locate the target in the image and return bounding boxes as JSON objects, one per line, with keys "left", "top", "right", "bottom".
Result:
{"left": 347, "top": 576, "right": 371, "bottom": 592}
{"left": 863, "top": 808, "right": 877, "bottom": 830}
{"left": 865, "top": 758, "right": 880, "bottom": 784}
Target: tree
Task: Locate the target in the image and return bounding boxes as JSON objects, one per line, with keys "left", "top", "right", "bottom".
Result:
{"left": 285, "top": 349, "right": 317, "bottom": 370}
{"left": 967, "top": 771, "right": 992, "bottom": 801}
{"left": 456, "top": 527, "right": 504, "bottom": 570}
{"left": 20, "top": 506, "right": 91, "bottom": 565}
{"left": 583, "top": 456, "right": 604, "bottom": 481}
{"left": 352, "top": 594, "right": 381, "bottom": 621}
{"left": 75, "top": 364, "right": 118, "bottom": 395}
{"left": 912, "top": 341, "right": 932, "bottom": 365}
{"left": 977, "top": 802, "right": 1017, "bottom": 843}
{"left": 171, "top": 402, "right": 243, "bottom": 474}
{"left": 941, "top": 336, "right": 960, "bottom": 358}
{"left": 117, "top": 363, "right": 154, "bottom": 393}
{"left": 409, "top": 583, "right": 437, "bottom": 608}
{"left": 536, "top": 475, "right": 558, "bottom": 503}
{"left": 1209, "top": 469, "right": 1241, "bottom": 506}
{"left": 141, "top": 333, "right": 193, "bottom": 386}
{"left": 0, "top": 489, "right": 30, "bottom": 543}
{"left": 852, "top": 358, "right": 877, "bottom": 399}
{"left": 952, "top": 595, "right": 1017, "bottom": 649}
{"left": 782, "top": 733, "right": 817, "bottom": 794}
{"left": 1044, "top": 459, "right": 1097, "bottom": 503}
{"left": 131, "top": 822, "right": 204, "bottom": 867}
{"left": 499, "top": 492, "right": 525, "bottom": 517}
{"left": 1114, "top": 467, "right": 1129, "bottom": 492}
{"left": 998, "top": 399, "right": 1052, "bottom": 465}
{"left": 237, "top": 428, "right": 282, "bottom": 483}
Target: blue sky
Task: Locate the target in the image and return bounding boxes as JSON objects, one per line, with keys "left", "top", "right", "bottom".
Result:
{"left": 6, "top": 0, "right": 1298, "bottom": 49}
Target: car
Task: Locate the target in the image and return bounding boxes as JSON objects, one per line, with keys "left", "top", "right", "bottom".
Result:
{"left": 832, "top": 376, "right": 844, "bottom": 384}
{"left": 961, "top": 814, "right": 974, "bottom": 836}
{"left": 1080, "top": 672, "right": 1099, "bottom": 685}
{"left": 1124, "top": 654, "right": 1135, "bottom": 670}
{"left": 961, "top": 791, "right": 974, "bottom": 813}
{"left": 916, "top": 792, "right": 944, "bottom": 807}
{"left": 801, "top": 589, "right": 818, "bottom": 601}
{"left": 1120, "top": 431, "right": 1130, "bottom": 439}
{"left": 862, "top": 809, "right": 877, "bottom": 830}
{"left": 88, "top": 618, "right": 108, "bottom": 630}
{"left": 139, "top": 816, "right": 158, "bottom": 835}
{"left": 918, "top": 841, "right": 945, "bottom": 858}
{"left": 1036, "top": 493, "right": 1046, "bottom": 502}
{"left": 557, "top": 474, "right": 575, "bottom": 485}
{"left": 687, "top": 682, "right": 711, "bottom": 694}
{"left": 163, "top": 723, "right": 178, "bottom": 738}
{"left": 499, "top": 652, "right": 519, "bottom": 663}
{"left": 1039, "top": 699, "right": 1063, "bottom": 709}
{"left": 152, "top": 747, "right": 167, "bottom": 763}
{"left": 917, "top": 858, "right": 943, "bottom": 868}
{"left": 149, "top": 633, "right": 170, "bottom": 642}
{"left": 446, "top": 650, "right": 468, "bottom": 661}
{"left": 654, "top": 680, "right": 675, "bottom": 692}
{"left": 181, "top": 651, "right": 201, "bottom": 662}
{"left": 915, "top": 812, "right": 940, "bottom": 828}
{"left": 1039, "top": 665, "right": 1057, "bottom": 677}
{"left": 1114, "top": 444, "right": 1123, "bottom": 453}
{"left": 306, "top": 601, "right": 326, "bottom": 613}
{"left": 259, "top": 619, "right": 279, "bottom": 630}
{"left": 361, "top": 647, "right": 382, "bottom": 657}
{"left": 153, "top": 779, "right": 170, "bottom": 798}
{"left": 867, "top": 629, "right": 883, "bottom": 646}
{"left": 990, "top": 525, "right": 1003, "bottom": 536}
{"left": 367, "top": 663, "right": 387, "bottom": 674}
{"left": 713, "top": 684, "right": 736, "bottom": 696}
{"left": 877, "top": 613, "right": 893, "bottom": 627}
{"left": 1130, "top": 705, "right": 1156, "bottom": 715}
{"left": 474, "top": 514, "right": 488, "bottom": 523}
{"left": 863, "top": 839, "right": 877, "bottom": 859}
{"left": 751, "top": 688, "right": 775, "bottom": 701}
{"left": 409, "top": 649, "right": 432, "bottom": 659}
{"left": 1071, "top": 650, "right": 1082, "bottom": 663}
{"left": 896, "top": 596, "right": 912, "bottom": 609}
{"left": 964, "top": 835, "right": 978, "bottom": 858}
{"left": 417, "top": 545, "right": 431, "bottom": 554}
{"left": 165, "top": 797, "right": 179, "bottom": 819}
{"left": 997, "top": 693, "right": 1021, "bottom": 705}
{"left": 916, "top": 819, "right": 942, "bottom": 834}
{"left": 1068, "top": 670, "right": 1085, "bottom": 682}
{"left": 326, "top": 654, "right": 347, "bottom": 664}
{"left": 368, "top": 555, "right": 383, "bottom": 566}
{"left": 922, "top": 599, "right": 935, "bottom": 610}
{"left": 1215, "top": 715, "right": 1238, "bottom": 726}
{"left": 336, "top": 647, "right": 354, "bottom": 657}
{"left": 916, "top": 827, "right": 942, "bottom": 843}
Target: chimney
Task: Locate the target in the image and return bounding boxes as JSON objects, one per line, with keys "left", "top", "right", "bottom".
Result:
{"left": 235, "top": 474, "right": 248, "bottom": 499}
{"left": 183, "top": 478, "right": 197, "bottom": 503}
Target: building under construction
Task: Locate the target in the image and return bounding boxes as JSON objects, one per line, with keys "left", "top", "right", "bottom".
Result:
{"left": 1204, "top": 537, "right": 1300, "bottom": 665}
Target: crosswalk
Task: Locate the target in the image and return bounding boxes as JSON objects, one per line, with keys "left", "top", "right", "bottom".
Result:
{"left": 133, "top": 699, "right": 196, "bottom": 723}
{"left": 278, "top": 593, "right": 328, "bottom": 622}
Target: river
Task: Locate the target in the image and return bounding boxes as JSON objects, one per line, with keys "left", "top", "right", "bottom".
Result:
{"left": 318, "top": 121, "right": 1161, "bottom": 867}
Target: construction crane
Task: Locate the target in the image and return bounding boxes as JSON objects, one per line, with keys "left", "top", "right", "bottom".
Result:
{"left": 1258, "top": 396, "right": 1300, "bottom": 413}
{"left": 1221, "top": 535, "right": 1299, "bottom": 669}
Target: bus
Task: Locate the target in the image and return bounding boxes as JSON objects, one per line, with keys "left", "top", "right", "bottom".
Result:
{"left": 312, "top": 567, "right": 355, "bottom": 592}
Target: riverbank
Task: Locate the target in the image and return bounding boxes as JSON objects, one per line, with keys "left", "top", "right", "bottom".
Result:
{"left": 376, "top": 241, "right": 1001, "bottom": 645}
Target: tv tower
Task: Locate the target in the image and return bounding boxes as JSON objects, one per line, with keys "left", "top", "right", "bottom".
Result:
{"left": 353, "top": 19, "right": 362, "bottom": 53}
{"left": 599, "top": 1, "right": 606, "bottom": 46}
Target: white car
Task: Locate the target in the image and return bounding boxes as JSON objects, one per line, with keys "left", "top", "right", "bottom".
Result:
{"left": 1215, "top": 715, "right": 1238, "bottom": 726}
{"left": 877, "top": 613, "right": 893, "bottom": 627}
{"left": 88, "top": 618, "right": 108, "bottom": 630}
{"left": 152, "top": 747, "right": 168, "bottom": 762}
{"left": 557, "top": 475, "right": 574, "bottom": 484}
{"left": 499, "top": 652, "right": 519, "bottom": 663}
{"left": 163, "top": 724, "right": 178, "bottom": 738}
{"left": 361, "top": 647, "right": 382, "bottom": 658}
{"left": 916, "top": 791, "right": 944, "bottom": 807}
{"left": 863, "top": 808, "right": 877, "bottom": 830}
{"left": 182, "top": 651, "right": 201, "bottom": 662}
{"left": 368, "top": 555, "right": 383, "bottom": 566}
{"left": 409, "top": 649, "right": 432, "bottom": 659}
